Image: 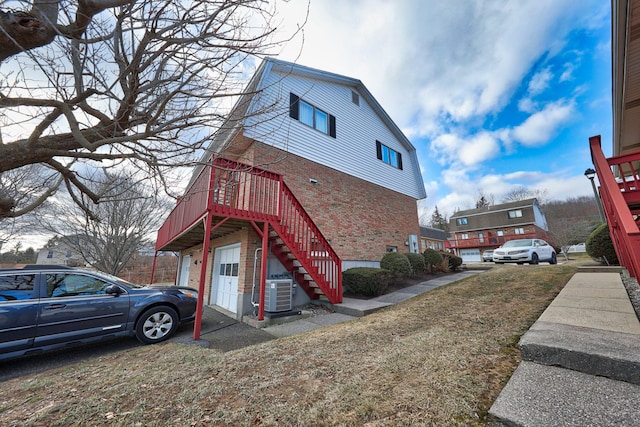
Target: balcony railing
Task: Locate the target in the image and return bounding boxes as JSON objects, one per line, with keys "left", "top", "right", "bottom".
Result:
{"left": 449, "top": 231, "right": 553, "bottom": 250}
{"left": 590, "top": 135, "right": 640, "bottom": 279}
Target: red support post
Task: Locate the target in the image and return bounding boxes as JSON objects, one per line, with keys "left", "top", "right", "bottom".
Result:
{"left": 193, "top": 214, "right": 213, "bottom": 341}
{"left": 149, "top": 251, "right": 158, "bottom": 285}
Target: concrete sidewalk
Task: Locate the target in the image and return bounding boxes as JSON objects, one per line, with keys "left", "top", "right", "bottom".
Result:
{"left": 489, "top": 270, "right": 640, "bottom": 426}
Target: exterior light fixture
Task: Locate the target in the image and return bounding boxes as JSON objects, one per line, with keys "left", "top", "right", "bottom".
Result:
{"left": 584, "top": 168, "right": 606, "bottom": 222}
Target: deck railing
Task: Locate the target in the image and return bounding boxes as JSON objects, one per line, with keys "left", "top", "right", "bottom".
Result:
{"left": 156, "top": 165, "right": 211, "bottom": 250}
{"left": 590, "top": 135, "right": 640, "bottom": 279}
{"left": 448, "top": 231, "right": 554, "bottom": 250}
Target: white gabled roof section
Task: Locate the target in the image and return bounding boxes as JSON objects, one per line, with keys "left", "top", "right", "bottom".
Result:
{"left": 244, "top": 58, "right": 427, "bottom": 200}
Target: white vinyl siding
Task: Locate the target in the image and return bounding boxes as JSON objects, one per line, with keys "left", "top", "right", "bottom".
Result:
{"left": 242, "top": 65, "right": 425, "bottom": 200}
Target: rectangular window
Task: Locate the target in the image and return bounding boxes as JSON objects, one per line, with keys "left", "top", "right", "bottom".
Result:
{"left": 386, "top": 246, "right": 397, "bottom": 253}
{"left": 461, "top": 233, "right": 469, "bottom": 239}
{"left": 376, "top": 140, "right": 403, "bottom": 170}
{"left": 508, "top": 209, "right": 523, "bottom": 219}
{"left": 478, "top": 232, "right": 484, "bottom": 243}
{"left": 456, "top": 218, "right": 468, "bottom": 226}
{"left": 497, "top": 230, "right": 504, "bottom": 236}
{"left": 47, "top": 251, "right": 53, "bottom": 259}
{"left": 289, "top": 93, "right": 336, "bottom": 138}
{"left": 515, "top": 228, "right": 525, "bottom": 235}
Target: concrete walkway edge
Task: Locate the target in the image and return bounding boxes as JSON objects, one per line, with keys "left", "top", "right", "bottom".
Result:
{"left": 489, "top": 271, "right": 640, "bottom": 426}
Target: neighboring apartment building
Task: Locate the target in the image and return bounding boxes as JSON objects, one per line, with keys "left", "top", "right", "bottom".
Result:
{"left": 448, "top": 198, "right": 553, "bottom": 263}
{"left": 419, "top": 226, "right": 446, "bottom": 252}
{"left": 154, "top": 58, "right": 426, "bottom": 321}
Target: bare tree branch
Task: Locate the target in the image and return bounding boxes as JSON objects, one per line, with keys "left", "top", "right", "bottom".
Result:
{"left": 0, "top": 0, "right": 306, "bottom": 219}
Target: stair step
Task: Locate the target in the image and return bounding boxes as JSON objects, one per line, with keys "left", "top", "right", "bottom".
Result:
{"left": 519, "top": 322, "right": 640, "bottom": 385}
{"left": 488, "top": 361, "right": 640, "bottom": 426}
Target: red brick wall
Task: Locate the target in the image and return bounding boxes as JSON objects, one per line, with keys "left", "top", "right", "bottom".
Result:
{"left": 237, "top": 141, "right": 421, "bottom": 262}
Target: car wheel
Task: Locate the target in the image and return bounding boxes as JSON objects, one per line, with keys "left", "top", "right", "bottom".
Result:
{"left": 529, "top": 253, "right": 539, "bottom": 265}
{"left": 550, "top": 253, "right": 557, "bottom": 265}
{"left": 136, "top": 306, "right": 179, "bottom": 344}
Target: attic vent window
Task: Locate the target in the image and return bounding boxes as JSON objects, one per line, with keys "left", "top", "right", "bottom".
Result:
{"left": 289, "top": 93, "right": 336, "bottom": 138}
{"left": 351, "top": 91, "right": 360, "bottom": 106}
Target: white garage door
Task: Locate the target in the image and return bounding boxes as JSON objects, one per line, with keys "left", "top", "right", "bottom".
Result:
{"left": 459, "top": 248, "right": 481, "bottom": 263}
{"left": 210, "top": 244, "right": 240, "bottom": 313}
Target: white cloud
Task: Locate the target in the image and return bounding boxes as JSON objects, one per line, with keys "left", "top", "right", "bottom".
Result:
{"left": 511, "top": 100, "right": 575, "bottom": 146}
{"left": 528, "top": 68, "right": 553, "bottom": 96}
{"left": 277, "top": 0, "right": 599, "bottom": 136}
{"left": 431, "top": 131, "right": 501, "bottom": 166}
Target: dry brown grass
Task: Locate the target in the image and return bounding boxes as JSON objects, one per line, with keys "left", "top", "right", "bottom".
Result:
{"left": 0, "top": 263, "right": 579, "bottom": 426}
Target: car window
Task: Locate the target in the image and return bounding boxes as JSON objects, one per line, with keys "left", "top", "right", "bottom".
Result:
{"left": 46, "top": 273, "right": 111, "bottom": 298}
{"left": 0, "top": 274, "right": 36, "bottom": 301}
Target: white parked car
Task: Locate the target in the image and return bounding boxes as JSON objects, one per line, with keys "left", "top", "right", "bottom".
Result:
{"left": 493, "top": 239, "right": 557, "bottom": 265}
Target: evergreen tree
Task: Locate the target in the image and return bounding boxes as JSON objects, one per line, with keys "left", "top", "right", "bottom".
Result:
{"left": 429, "top": 206, "right": 449, "bottom": 232}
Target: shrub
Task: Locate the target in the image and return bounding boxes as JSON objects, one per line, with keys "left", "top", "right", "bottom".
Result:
{"left": 342, "top": 267, "right": 390, "bottom": 297}
{"left": 405, "top": 253, "right": 426, "bottom": 275}
{"left": 423, "top": 248, "right": 443, "bottom": 273}
{"left": 380, "top": 252, "right": 413, "bottom": 280}
{"left": 442, "top": 252, "right": 463, "bottom": 271}
{"left": 586, "top": 223, "right": 619, "bottom": 265}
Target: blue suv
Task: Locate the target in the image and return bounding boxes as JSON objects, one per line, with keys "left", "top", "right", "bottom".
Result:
{"left": 0, "top": 265, "right": 198, "bottom": 361}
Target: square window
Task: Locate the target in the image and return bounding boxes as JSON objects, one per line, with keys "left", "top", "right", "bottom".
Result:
{"left": 515, "top": 228, "right": 525, "bottom": 235}
{"left": 456, "top": 218, "right": 468, "bottom": 226}
{"left": 351, "top": 91, "right": 360, "bottom": 106}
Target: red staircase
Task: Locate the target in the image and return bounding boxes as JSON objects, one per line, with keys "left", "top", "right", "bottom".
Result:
{"left": 589, "top": 135, "right": 640, "bottom": 279}
{"left": 156, "top": 157, "right": 342, "bottom": 303}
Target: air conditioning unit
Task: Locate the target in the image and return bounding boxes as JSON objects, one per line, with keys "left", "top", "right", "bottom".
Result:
{"left": 265, "top": 279, "right": 293, "bottom": 312}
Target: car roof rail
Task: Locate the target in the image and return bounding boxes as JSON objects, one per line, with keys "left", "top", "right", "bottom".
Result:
{"left": 21, "top": 264, "right": 75, "bottom": 270}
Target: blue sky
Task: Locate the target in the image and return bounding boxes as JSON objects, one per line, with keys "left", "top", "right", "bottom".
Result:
{"left": 275, "top": 0, "right": 612, "bottom": 221}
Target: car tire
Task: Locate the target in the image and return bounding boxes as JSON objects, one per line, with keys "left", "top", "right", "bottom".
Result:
{"left": 549, "top": 253, "right": 557, "bottom": 265}
{"left": 529, "top": 253, "right": 539, "bottom": 265}
{"left": 135, "top": 306, "right": 179, "bottom": 344}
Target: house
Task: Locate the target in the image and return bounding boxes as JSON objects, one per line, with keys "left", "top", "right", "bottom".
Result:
{"left": 419, "top": 226, "right": 446, "bottom": 252}
{"left": 153, "top": 58, "right": 426, "bottom": 331}
{"left": 447, "top": 198, "right": 553, "bottom": 263}
{"left": 35, "top": 242, "right": 84, "bottom": 267}
{"left": 588, "top": 0, "right": 640, "bottom": 279}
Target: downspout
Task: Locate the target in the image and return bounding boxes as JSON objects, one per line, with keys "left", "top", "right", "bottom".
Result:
{"left": 251, "top": 247, "right": 262, "bottom": 314}
{"left": 258, "top": 221, "right": 269, "bottom": 321}
{"left": 193, "top": 214, "right": 213, "bottom": 341}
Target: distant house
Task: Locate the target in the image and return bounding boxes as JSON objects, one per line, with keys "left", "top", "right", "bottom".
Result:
{"left": 36, "top": 242, "right": 84, "bottom": 267}
{"left": 419, "top": 226, "right": 446, "bottom": 252}
{"left": 154, "top": 58, "right": 426, "bottom": 322}
{"left": 448, "top": 198, "right": 553, "bottom": 263}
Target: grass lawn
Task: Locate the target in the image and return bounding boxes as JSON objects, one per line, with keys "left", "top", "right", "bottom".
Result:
{"left": 0, "top": 262, "right": 585, "bottom": 426}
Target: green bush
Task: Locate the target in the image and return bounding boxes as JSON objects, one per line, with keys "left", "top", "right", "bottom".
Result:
{"left": 423, "top": 248, "right": 443, "bottom": 273}
{"left": 442, "top": 252, "right": 463, "bottom": 271}
{"left": 405, "top": 253, "right": 426, "bottom": 275}
{"left": 342, "top": 267, "right": 390, "bottom": 297}
{"left": 380, "top": 252, "right": 413, "bottom": 280}
{"left": 586, "top": 223, "right": 619, "bottom": 265}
